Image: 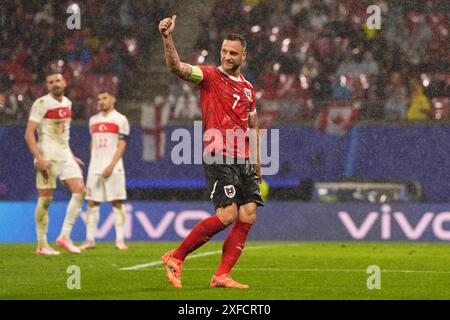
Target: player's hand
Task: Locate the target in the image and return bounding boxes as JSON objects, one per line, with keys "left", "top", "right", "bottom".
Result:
{"left": 73, "top": 156, "right": 84, "bottom": 168}
{"left": 102, "top": 165, "right": 113, "bottom": 178}
{"left": 36, "top": 158, "right": 50, "bottom": 179}
{"left": 159, "top": 15, "right": 176, "bottom": 37}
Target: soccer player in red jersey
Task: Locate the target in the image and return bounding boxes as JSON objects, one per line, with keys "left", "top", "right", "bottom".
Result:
{"left": 159, "top": 16, "right": 264, "bottom": 289}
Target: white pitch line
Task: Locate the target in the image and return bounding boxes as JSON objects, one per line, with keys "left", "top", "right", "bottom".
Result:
{"left": 119, "top": 244, "right": 282, "bottom": 271}
{"left": 119, "top": 244, "right": 450, "bottom": 275}
{"left": 125, "top": 267, "right": 450, "bottom": 275}
{"left": 230, "top": 268, "right": 450, "bottom": 274}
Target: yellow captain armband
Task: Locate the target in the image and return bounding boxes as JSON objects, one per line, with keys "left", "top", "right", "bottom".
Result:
{"left": 189, "top": 66, "right": 203, "bottom": 84}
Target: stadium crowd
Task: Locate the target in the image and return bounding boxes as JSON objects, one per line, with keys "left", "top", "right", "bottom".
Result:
{"left": 0, "top": 0, "right": 175, "bottom": 121}
{"left": 0, "top": 0, "right": 448, "bottom": 124}
{"left": 189, "top": 0, "right": 449, "bottom": 125}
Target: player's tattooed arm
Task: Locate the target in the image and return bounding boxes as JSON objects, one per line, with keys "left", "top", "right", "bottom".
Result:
{"left": 249, "top": 111, "right": 262, "bottom": 183}
{"left": 159, "top": 15, "right": 203, "bottom": 84}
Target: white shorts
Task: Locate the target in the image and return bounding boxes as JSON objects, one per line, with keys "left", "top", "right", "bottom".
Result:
{"left": 86, "top": 173, "right": 127, "bottom": 202}
{"left": 36, "top": 158, "right": 83, "bottom": 189}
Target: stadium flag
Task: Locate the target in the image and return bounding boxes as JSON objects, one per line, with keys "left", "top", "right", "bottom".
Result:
{"left": 141, "top": 97, "right": 170, "bottom": 161}
{"left": 315, "top": 100, "right": 359, "bottom": 136}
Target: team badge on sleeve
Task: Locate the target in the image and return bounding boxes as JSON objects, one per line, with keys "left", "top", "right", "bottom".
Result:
{"left": 224, "top": 185, "right": 236, "bottom": 198}
{"left": 244, "top": 88, "right": 252, "bottom": 102}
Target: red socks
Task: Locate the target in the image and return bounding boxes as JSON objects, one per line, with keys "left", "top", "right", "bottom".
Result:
{"left": 172, "top": 214, "right": 253, "bottom": 277}
{"left": 173, "top": 215, "right": 226, "bottom": 261}
{"left": 215, "top": 221, "right": 252, "bottom": 276}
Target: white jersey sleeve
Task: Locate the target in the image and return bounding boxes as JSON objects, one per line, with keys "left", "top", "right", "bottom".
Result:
{"left": 119, "top": 115, "right": 130, "bottom": 139}
{"left": 29, "top": 98, "right": 47, "bottom": 123}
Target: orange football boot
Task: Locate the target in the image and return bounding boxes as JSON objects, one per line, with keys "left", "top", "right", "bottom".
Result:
{"left": 210, "top": 274, "right": 249, "bottom": 289}
{"left": 161, "top": 250, "right": 183, "bottom": 288}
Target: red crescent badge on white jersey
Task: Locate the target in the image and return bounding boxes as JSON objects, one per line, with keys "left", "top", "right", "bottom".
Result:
{"left": 98, "top": 124, "right": 107, "bottom": 132}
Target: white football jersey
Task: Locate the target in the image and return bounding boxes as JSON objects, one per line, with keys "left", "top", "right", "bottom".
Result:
{"left": 88, "top": 109, "right": 129, "bottom": 175}
{"left": 29, "top": 94, "right": 73, "bottom": 161}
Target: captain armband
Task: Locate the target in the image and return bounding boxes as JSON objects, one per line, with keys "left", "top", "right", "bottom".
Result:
{"left": 189, "top": 66, "right": 203, "bottom": 84}
{"left": 118, "top": 134, "right": 129, "bottom": 141}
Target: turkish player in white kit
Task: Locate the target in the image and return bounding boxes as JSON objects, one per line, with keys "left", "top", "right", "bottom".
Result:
{"left": 80, "top": 91, "right": 130, "bottom": 251}
{"left": 24, "top": 73, "right": 85, "bottom": 255}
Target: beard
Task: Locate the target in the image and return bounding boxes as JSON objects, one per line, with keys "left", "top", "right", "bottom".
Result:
{"left": 52, "top": 87, "right": 63, "bottom": 96}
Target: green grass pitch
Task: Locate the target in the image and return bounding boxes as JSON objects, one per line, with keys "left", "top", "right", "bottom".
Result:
{"left": 1, "top": 241, "right": 449, "bottom": 300}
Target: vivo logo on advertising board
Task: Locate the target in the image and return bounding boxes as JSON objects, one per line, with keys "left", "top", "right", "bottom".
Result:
{"left": 79, "top": 204, "right": 211, "bottom": 240}
{"left": 339, "top": 204, "right": 450, "bottom": 240}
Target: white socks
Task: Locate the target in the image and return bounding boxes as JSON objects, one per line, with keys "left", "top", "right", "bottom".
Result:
{"left": 113, "top": 205, "right": 126, "bottom": 243}
{"left": 35, "top": 197, "right": 53, "bottom": 248}
{"left": 85, "top": 206, "right": 100, "bottom": 242}
{"left": 60, "top": 193, "right": 84, "bottom": 240}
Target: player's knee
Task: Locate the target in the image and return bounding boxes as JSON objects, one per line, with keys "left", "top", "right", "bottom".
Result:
{"left": 38, "top": 189, "right": 53, "bottom": 199}
{"left": 216, "top": 203, "right": 239, "bottom": 225}
{"left": 70, "top": 187, "right": 85, "bottom": 195}
{"left": 239, "top": 203, "right": 257, "bottom": 224}
{"left": 240, "top": 210, "right": 256, "bottom": 224}
{"left": 68, "top": 179, "right": 86, "bottom": 194}
{"left": 112, "top": 200, "right": 123, "bottom": 208}
{"left": 88, "top": 201, "right": 100, "bottom": 208}
{"left": 71, "top": 192, "right": 85, "bottom": 203}
{"left": 38, "top": 196, "right": 53, "bottom": 210}
{"left": 78, "top": 186, "right": 87, "bottom": 196}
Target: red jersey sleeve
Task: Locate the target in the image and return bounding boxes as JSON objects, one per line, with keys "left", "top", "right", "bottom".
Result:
{"left": 198, "top": 66, "right": 216, "bottom": 87}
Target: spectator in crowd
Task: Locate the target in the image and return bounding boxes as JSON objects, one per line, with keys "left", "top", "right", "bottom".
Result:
{"left": 384, "top": 72, "right": 408, "bottom": 120}
{"left": 360, "top": 51, "right": 379, "bottom": 76}
{"left": 1, "top": 0, "right": 448, "bottom": 123}
{"left": 301, "top": 56, "right": 320, "bottom": 80}
{"left": 407, "top": 81, "right": 432, "bottom": 121}
{"left": 336, "top": 52, "right": 361, "bottom": 77}
{"left": 360, "top": 89, "right": 382, "bottom": 120}
{"left": 0, "top": 0, "right": 175, "bottom": 121}
{"left": 331, "top": 75, "right": 352, "bottom": 101}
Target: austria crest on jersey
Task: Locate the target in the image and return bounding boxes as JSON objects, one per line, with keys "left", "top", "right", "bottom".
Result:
{"left": 224, "top": 185, "right": 236, "bottom": 198}
{"left": 244, "top": 88, "right": 252, "bottom": 102}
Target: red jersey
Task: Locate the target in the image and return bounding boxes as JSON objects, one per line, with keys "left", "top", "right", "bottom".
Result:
{"left": 198, "top": 66, "right": 256, "bottom": 158}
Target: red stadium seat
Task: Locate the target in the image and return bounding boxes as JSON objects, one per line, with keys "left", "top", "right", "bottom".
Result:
{"left": 314, "top": 38, "right": 334, "bottom": 60}
{"left": 258, "top": 72, "right": 280, "bottom": 100}
{"left": 431, "top": 97, "right": 450, "bottom": 120}
{"left": 408, "top": 12, "right": 426, "bottom": 34}
{"left": 427, "top": 12, "right": 447, "bottom": 35}
{"left": 11, "top": 81, "right": 30, "bottom": 96}
{"left": 277, "top": 74, "right": 296, "bottom": 99}
{"left": 68, "top": 61, "right": 92, "bottom": 76}
{"left": 97, "top": 74, "right": 119, "bottom": 95}
{"left": 29, "top": 83, "right": 45, "bottom": 99}
{"left": 84, "top": 97, "right": 98, "bottom": 119}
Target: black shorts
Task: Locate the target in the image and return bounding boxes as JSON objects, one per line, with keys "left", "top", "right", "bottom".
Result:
{"left": 203, "top": 154, "right": 264, "bottom": 210}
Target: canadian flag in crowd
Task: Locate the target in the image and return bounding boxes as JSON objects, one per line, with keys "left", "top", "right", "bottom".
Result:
{"left": 315, "top": 100, "right": 359, "bottom": 136}
{"left": 141, "top": 97, "right": 170, "bottom": 161}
